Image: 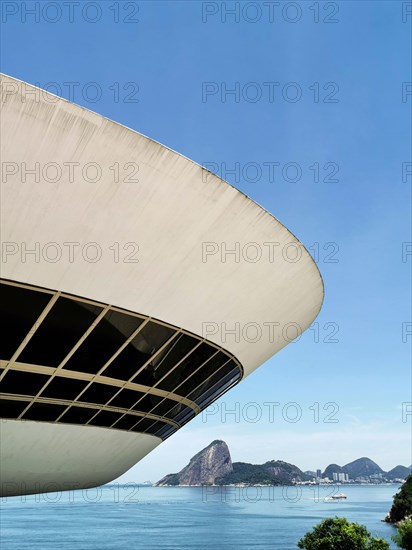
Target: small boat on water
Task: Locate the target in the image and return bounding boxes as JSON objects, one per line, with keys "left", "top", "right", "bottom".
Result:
{"left": 331, "top": 493, "right": 347, "bottom": 500}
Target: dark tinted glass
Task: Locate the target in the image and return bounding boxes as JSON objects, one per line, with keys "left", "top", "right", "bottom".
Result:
{"left": 147, "top": 398, "right": 172, "bottom": 418}
{"left": 108, "top": 389, "right": 145, "bottom": 409}
{"left": 131, "top": 417, "right": 158, "bottom": 432}
{"left": 136, "top": 333, "right": 197, "bottom": 385}
{"left": 196, "top": 368, "right": 240, "bottom": 409}
{"left": 103, "top": 322, "right": 176, "bottom": 381}
{"left": 164, "top": 402, "right": 195, "bottom": 423}
{"left": 131, "top": 322, "right": 175, "bottom": 357}
{"left": 88, "top": 410, "right": 122, "bottom": 427}
{"left": 0, "top": 399, "right": 29, "bottom": 418}
{"left": 113, "top": 414, "right": 141, "bottom": 430}
{"left": 22, "top": 402, "right": 66, "bottom": 421}
{"left": 40, "top": 376, "right": 88, "bottom": 401}
{"left": 174, "top": 407, "right": 195, "bottom": 424}
{"left": 131, "top": 418, "right": 172, "bottom": 435}
{"left": 1, "top": 370, "right": 49, "bottom": 396}
{"left": 64, "top": 310, "right": 143, "bottom": 374}
{"left": 154, "top": 424, "right": 176, "bottom": 439}
{"left": 78, "top": 383, "right": 119, "bottom": 405}
{"left": 144, "top": 420, "right": 166, "bottom": 434}
{"left": 60, "top": 406, "right": 97, "bottom": 424}
{"left": 0, "top": 282, "right": 243, "bottom": 440}
{"left": 19, "top": 298, "right": 102, "bottom": 367}
{"left": 175, "top": 352, "right": 229, "bottom": 397}
{"left": 1, "top": 284, "right": 51, "bottom": 360}
{"left": 187, "top": 359, "right": 236, "bottom": 403}
{"left": 197, "top": 380, "right": 238, "bottom": 410}
{"left": 105, "top": 310, "right": 145, "bottom": 339}
{"left": 156, "top": 342, "right": 216, "bottom": 391}
{"left": 131, "top": 393, "right": 165, "bottom": 412}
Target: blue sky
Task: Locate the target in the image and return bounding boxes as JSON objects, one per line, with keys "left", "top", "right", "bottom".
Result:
{"left": 1, "top": 0, "right": 411, "bottom": 479}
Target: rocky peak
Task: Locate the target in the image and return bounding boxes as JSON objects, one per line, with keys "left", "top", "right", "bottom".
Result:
{"left": 155, "top": 440, "right": 232, "bottom": 486}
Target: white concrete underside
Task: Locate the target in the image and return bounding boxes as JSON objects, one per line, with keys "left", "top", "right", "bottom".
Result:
{"left": 0, "top": 419, "right": 161, "bottom": 496}
{"left": 0, "top": 74, "right": 324, "bottom": 377}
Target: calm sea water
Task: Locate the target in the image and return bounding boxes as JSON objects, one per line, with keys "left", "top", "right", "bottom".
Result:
{"left": 0, "top": 484, "right": 400, "bottom": 549}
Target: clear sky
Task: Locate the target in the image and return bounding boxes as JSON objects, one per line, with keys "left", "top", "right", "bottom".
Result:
{"left": 1, "top": 0, "right": 411, "bottom": 480}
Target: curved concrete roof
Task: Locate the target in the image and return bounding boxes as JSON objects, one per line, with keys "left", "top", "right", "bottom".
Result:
{"left": 0, "top": 74, "right": 324, "bottom": 377}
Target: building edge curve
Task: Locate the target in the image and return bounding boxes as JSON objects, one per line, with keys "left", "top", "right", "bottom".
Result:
{"left": 1, "top": 74, "right": 324, "bottom": 496}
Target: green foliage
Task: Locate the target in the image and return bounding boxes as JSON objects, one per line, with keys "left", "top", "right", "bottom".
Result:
{"left": 391, "top": 518, "right": 412, "bottom": 549}
{"left": 216, "top": 459, "right": 309, "bottom": 485}
{"left": 216, "top": 462, "right": 284, "bottom": 485}
{"left": 389, "top": 475, "right": 412, "bottom": 523}
{"left": 297, "top": 517, "right": 390, "bottom": 550}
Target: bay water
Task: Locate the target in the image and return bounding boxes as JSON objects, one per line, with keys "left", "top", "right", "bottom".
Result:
{"left": 0, "top": 484, "right": 400, "bottom": 549}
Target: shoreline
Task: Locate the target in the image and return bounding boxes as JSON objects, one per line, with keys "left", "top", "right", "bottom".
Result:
{"left": 109, "top": 482, "right": 405, "bottom": 488}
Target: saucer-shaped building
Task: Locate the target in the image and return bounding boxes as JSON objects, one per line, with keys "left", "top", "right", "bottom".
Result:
{"left": 0, "top": 75, "right": 323, "bottom": 497}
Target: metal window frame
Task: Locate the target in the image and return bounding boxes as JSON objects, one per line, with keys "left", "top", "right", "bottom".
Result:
{"left": 0, "top": 279, "right": 243, "bottom": 439}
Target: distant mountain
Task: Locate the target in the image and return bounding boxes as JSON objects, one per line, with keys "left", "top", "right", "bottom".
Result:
{"left": 323, "top": 463, "right": 344, "bottom": 479}
{"left": 156, "top": 440, "right": 232, "bottom": 486}
{"left": 155, "top": 441, "right": 410, "bottom": 486}
{"left": 325, "top": 460, "right": 412, "bottom": 481}
{"left": 342, "top": 457, "right": 384, "bottom": 479}
{"left": 217, "top": 460, "right": 309, "bottom": 485}
{"left": 386, "top": 465, "right": 412, "bottom": 480}
{"left": 157, "top": 442, "right": 310, "bottom": 486}
{"left": 323, "top": 458, "right": 384, "bottom": 480}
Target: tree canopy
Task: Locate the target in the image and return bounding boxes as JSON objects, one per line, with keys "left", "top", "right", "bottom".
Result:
{"left": 391, "top": 518, "right": 412, "bottom": 549}
{"left": 388, "top": 475, "right": 412, "bottom": 523}
{"left": 297, "top": 517, "right": 390, "bottom": 549}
